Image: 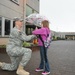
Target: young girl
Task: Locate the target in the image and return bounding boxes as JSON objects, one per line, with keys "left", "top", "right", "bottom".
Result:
{"left": 32, "top": 20, "right": 50, "bottom": 75}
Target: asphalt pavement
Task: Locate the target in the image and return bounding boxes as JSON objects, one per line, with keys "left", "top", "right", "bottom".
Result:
{"left": 0, "top": 40, "right": 75, "bottom": 75}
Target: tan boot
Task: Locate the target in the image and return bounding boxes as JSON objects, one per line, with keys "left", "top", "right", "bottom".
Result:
{"left": 0, "top": 62, "right": 3, "bottom": 67}
{"left": 16, "top": 65, "right": 30, "bottom": 75}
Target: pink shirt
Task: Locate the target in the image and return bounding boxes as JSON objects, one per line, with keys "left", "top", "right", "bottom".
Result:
{"left": 32, "top": 27, "right": 50, "bottom": 46}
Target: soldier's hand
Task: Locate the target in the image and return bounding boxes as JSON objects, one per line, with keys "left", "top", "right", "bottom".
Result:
{"left": 31, "top": 35, "right": 37, "bottom": 39}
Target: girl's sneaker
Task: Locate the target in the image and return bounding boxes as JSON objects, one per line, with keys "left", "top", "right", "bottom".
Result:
{"left": 35, "top": 68, "right": 44, "bottom": 72}
{"left": 42, "top": 71, "right": 50, "bottom": 75}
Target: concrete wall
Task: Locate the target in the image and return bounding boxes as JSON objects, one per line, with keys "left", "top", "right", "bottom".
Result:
{"left": 0, "top": 38, "right": 9, "bottom": 45}
{"left": 0, "top": 0, "right": 26, "bottom": 19}
{"left": 26, "top": 0, "right": 39, "bottom": 12}
{"left": 0, "top": 0, "right": 39, "bottom": 19}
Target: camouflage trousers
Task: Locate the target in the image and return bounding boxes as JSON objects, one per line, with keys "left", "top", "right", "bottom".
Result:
{"left": 1, "top": 47, "right": 32, "bottom": 71}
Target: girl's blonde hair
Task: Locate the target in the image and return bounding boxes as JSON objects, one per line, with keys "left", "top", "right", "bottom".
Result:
{"left": 42, "top": 20, "right": 50, "bottom": 29}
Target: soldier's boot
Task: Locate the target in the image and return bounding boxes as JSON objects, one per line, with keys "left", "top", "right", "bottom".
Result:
{"left": 0, "top": 62, "right": 3, "bottom": 67}
{"left": 16, "top": 65, "right": 30, "bottom": 75}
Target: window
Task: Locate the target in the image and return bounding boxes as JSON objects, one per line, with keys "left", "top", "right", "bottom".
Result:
{"left": 0, "top": 17, "right": 2, "bottom": 36}
{"left": 5, "top": 19, "right": 10, "bottom": 35}
{"left": 26, "top": 5, "right": 38, "bottom": 17}
{"left": 26, "top": 25, "right": 36, "bottom": 35}
{"left": 26, "top": 5, "right": 33, "bottom": 17}
{"left": 32, "top": 10, "right": 38, "bottom": 13}
{"left": 10, "top": 0, "right": 19, "bottom": 5}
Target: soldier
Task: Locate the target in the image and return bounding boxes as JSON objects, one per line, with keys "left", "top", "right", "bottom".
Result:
{"left": 0, "top": 17, "right": 36, "bottom": 75}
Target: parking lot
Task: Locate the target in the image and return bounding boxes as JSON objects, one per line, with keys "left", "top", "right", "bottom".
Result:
{"left": 0, "top": 40, "right": 75, "bottom": 75}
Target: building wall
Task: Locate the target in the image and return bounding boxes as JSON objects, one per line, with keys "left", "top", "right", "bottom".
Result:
{"left": 0, "top": 0, "right": 26, "bottom": 19}
{"left": 0, "top": 0, "right": 39, "bottom": 19}
{"left": 0, "top": 0, "right": 39, "bottom": 45}
{"left": 26, "top": 0, "right": 39, "bottom": 12}
{"left": 54, "top": 32, "right": 75, "bottom": 40}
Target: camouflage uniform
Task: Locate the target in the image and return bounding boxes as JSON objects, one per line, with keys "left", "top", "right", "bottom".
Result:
{"left": 1, "top": 27, "right": 35, "bottom": 71}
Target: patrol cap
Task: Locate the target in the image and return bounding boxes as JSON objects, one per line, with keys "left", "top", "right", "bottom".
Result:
{"left": 13, "top": 17, "right": 23, "bottom": 22}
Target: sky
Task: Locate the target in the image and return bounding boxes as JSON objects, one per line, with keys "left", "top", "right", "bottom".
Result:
{"left": 40, "top": 0, "right": 75, "bottom": 32}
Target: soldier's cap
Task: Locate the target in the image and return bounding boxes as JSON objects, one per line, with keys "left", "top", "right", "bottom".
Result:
{"left": 13, "top": 17, "right": 23, "bottom": 22}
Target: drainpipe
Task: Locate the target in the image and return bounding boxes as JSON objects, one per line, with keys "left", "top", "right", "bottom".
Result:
{"left": 23, "top": 0, "right": 26, "bottom": 32}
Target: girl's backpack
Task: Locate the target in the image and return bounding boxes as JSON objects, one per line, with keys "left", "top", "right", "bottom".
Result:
{"left": 39, "top": 31, "right": 52, "bottom": 48}
{"left": 44, "top": 33, "right": 52, "bottom": 48}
